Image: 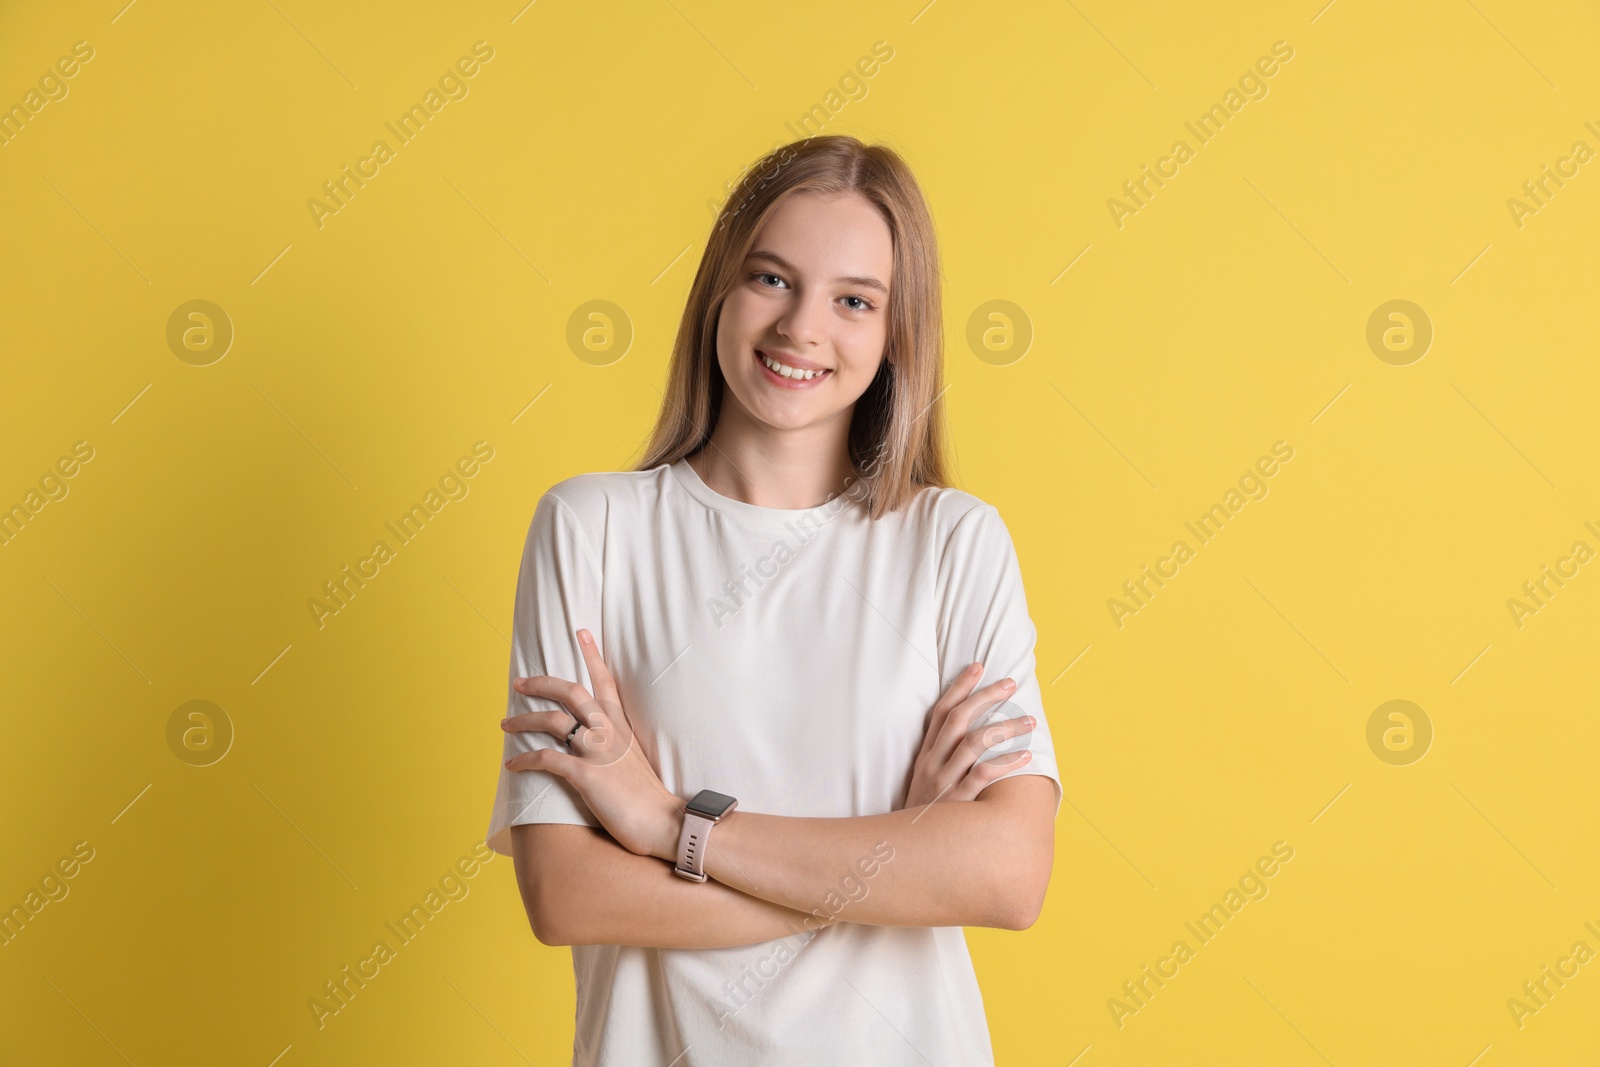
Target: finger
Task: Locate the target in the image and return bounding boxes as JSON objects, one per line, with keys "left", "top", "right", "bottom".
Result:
{"left": 918, "top": 663, "right": 984, "bottom": 759}
{"left": 949, "top": 750, "right": 1032, "bottom": 802}
{"left": 955, "top": 714, "right": 1035, "bottom": 765}
{"left": 513, "top": 676, "right": 595, "bottom": 722}
{"left": 575, "top": 638, "right": 636, "bottom": 747}
{"left": 576, "top": 629, "right": 622, "bottom": 707}
{"left": 501, "top": 710, "right": 578, "bottom": 737}
{"left": 917, "top": 713, "right": 1029, "bottom": 805}
{"left": 931, "top": 679, "right": 1015, "bottom": 765}
{"left": 571, "top": 712, "right": 634, "bottom": 767}
{"left": 504, "top": 746, "right": 587, "bottom": 778}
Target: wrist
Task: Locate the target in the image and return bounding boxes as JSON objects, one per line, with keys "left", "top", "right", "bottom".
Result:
{"left": 654, "top": 789, "right": 685, "bottom": 863}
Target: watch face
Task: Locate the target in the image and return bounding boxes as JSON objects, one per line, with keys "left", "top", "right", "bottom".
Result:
{"left": 687, "top": 789, "right": 738, "bottom": 819}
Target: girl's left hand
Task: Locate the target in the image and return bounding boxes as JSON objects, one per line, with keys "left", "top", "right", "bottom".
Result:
{"left": 502, "top": 629, "right": 684, "bottom": 862}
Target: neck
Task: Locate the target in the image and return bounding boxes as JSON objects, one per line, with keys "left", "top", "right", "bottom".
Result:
{"left": 688, "top": 408, "right": 858, "bottom": 509}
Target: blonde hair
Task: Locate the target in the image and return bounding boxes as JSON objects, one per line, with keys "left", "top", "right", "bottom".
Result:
{"left": 631, "top": 134, "right": 952, "bottom": 518}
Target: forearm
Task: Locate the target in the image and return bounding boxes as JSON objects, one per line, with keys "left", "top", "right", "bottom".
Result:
{"left": 682, "top": 780, "right": 1054, "bottom": 930}
{"left": 512, "top": 823, "right": 833, "bottom": 949}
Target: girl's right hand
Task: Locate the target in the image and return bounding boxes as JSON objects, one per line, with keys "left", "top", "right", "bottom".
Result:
{"left": 902, "top": 662, "right": 1036, "bottom": 809}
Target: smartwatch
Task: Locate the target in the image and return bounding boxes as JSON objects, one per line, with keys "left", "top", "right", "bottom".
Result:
{"left": 674, "top": 789, "right": 739, "bottom": 882}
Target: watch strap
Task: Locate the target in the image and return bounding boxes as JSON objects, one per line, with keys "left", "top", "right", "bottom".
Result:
{"left": 674, "top": 808, "right": 715, "bottom": 882}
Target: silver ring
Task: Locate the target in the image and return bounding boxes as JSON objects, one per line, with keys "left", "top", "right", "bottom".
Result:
{"left": 563, "top": 719, "right": 584, "bottom": 747}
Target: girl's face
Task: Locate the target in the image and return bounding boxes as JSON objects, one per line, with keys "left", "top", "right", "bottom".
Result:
{"left": 714, "top": 191, "right": 894, "bottom": 436}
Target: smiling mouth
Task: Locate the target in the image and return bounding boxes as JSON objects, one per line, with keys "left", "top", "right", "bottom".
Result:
{"left": 756, "top": 349, "right": 832, "bottom": 383}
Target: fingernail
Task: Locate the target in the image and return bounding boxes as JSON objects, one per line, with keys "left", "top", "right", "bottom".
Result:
{"left": 579, "top": 629, "right": 593, "bottom": 645}
{"left": 1023, "top": 716, "right": 1035, "bottom": 726}
{"left": 966, "top": 663, "right": 981, "bottom": 676}
{"left": 1000, "top": 678, "right": 1016, "bottom": 690}
{"left": 503, "top": 758, "right": 513, "bottom": 768}
{"left": 499, "top": 718, "right": 510, "bottom": 727}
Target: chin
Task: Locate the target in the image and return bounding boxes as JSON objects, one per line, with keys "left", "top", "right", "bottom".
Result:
{"left": 743, "top": 393, "right": 838, "bottom": 429}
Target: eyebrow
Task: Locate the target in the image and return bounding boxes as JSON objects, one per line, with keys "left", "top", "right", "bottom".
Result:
{"left": 745, "top": 250, "right": 889, "bottom": 297}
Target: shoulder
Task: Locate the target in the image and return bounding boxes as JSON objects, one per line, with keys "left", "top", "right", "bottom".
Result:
{"left": 532, "top": 464, "right": 674, "bottom": 539}
{"left": 896, "top": 486, "right": 1030, "bottom": 584}
{"left": 900, "top": 483, "right": 1011, "bottom": 547}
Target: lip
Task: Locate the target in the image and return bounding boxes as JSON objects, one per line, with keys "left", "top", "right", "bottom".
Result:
{"left": 755, "top": 349, "right": 832, "bottom": 389}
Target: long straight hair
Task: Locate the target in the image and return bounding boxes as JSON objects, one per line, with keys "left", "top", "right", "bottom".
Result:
{"left": 631, "top": 135, "right": 952, "bottom": 518}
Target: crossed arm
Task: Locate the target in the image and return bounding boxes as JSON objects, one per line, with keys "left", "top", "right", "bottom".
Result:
{"left": 514, "top": 775, "right": 1057, "bottom": 948}
{"left": 507, "top": 632, "right": 1060, "bottom": 949}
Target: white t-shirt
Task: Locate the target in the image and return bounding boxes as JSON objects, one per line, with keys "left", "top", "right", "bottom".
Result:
{"left": 486, "top": 457, "right": 1062, "bottom": 1067}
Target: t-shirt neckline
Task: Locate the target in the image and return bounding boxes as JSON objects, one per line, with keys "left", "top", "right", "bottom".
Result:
{"left": 668, "top": 456, "right": 860, "bottom": 528}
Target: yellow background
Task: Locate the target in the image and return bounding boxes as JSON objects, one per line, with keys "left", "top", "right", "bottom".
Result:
{"left": 3, "top": 0, "right": 1597, "bottom": 1063}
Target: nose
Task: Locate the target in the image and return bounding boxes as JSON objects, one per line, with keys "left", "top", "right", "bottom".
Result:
{"left": 773, "top": 288, "right": 829, "bottom": 347}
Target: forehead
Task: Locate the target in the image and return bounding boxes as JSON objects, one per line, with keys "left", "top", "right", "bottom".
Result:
{"left": 748, "top": 192, "right": 894, "bottom": 284}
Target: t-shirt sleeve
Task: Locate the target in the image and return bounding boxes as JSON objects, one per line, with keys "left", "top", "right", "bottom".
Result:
{"left": 485, "top": 490, "right": 605, "bottom": 857}
{"left": 934, "top": 502, "right": 1063, "bottom": 817}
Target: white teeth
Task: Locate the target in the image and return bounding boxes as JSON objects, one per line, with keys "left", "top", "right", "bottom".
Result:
{"left": 760, "top": 352, "right": 824, "bottom": 380}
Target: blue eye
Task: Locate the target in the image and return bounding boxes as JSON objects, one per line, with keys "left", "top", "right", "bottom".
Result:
{"left": 751, "top": 271, "right": 875, "bottom": 312}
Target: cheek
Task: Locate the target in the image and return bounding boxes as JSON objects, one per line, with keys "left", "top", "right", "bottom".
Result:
{"left": 717, "top": 294, "right": 762, "bottom": 353}
{"left": 714, "top": 304, "right": 745, "bottom": 366}
{"left": 840, "top": 329, "right": 888, "bottom": 379}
